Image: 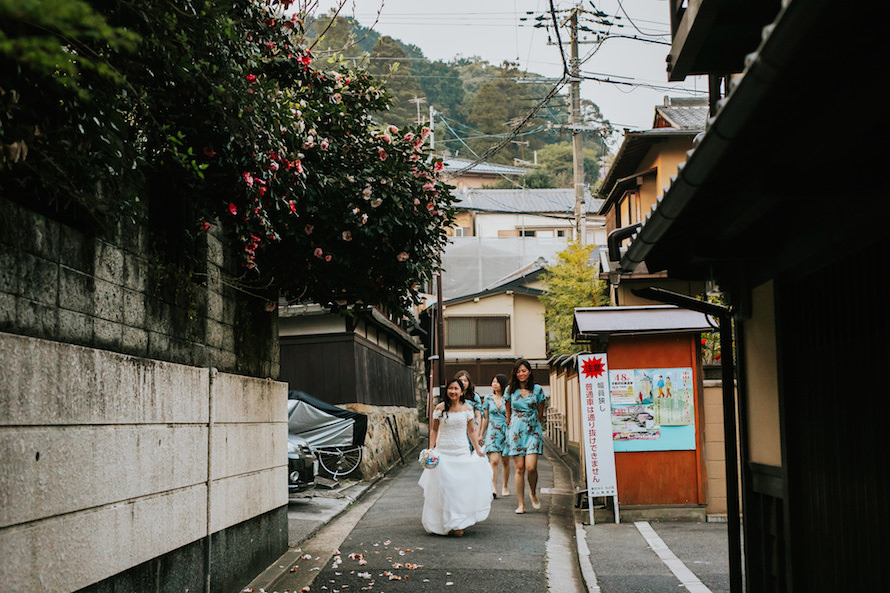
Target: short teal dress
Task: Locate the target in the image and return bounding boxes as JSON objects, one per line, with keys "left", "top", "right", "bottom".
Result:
{"left": 482, "top": 394, "right": 508, "bottom": 454}
{"left": 505, "top": 384, "right": 547, "bottom": 456}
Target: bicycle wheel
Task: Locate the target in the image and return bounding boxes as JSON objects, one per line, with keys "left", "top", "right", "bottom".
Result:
{"left": 316, "top": 446, "right": 363, "bottom": 478}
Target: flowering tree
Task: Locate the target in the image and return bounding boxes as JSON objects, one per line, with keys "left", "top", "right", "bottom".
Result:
{"left": 0, "top": 0, "right": 455, "bottom": 315}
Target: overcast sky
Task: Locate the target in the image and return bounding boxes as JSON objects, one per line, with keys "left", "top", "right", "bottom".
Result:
{"left": 309, "top": 0, "right": 707, "bottom": 144}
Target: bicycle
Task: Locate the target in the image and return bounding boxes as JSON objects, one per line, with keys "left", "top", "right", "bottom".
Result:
{"left": 313, "top": 445, "right": 363, "bottom": 479}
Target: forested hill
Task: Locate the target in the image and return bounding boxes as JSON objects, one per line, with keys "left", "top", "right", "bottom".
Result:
{"left": 303, "top": 11, "right": 611, "bottom": 188}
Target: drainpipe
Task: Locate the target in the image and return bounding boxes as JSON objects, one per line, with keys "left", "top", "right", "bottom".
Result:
{"left": 205, "top": 367, "right": 217, "bottom": 593}
{"left": 607, "top": 223, "right": 642, "bottom": 263}
{"left": 631, "top": 287, "right": 743, "bottom": 593}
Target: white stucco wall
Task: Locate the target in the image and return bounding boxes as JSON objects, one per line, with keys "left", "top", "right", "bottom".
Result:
{"left": 0, "top": 331, "right": 287, "bottom": 593}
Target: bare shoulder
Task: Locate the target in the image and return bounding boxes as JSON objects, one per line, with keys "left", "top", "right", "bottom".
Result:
{"left": 434, "top": 402, "right": 445, "bottom": 411}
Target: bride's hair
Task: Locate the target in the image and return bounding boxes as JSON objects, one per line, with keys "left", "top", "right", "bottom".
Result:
{"left": 442, "top": 377, "right": 466, "bottom": 415}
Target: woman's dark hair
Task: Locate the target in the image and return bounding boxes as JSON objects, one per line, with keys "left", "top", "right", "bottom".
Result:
{"left": 454, "top": 369, "right": 475, "bottom": 401}
{"left": 507, "top": 359, "right": 536, "bottom": 395}
{"left": 492, "top": 374, "right": 509, "bottom": 394}
{"left": 442, "top": 377, "right": 466, "bottom": 414}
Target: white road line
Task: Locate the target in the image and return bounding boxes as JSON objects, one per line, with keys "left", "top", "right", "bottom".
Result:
{"left": 635, "top": 521, "right": 713, "bottom": 593}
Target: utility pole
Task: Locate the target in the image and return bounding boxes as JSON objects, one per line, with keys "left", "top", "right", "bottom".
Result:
{"left": 570, "top": 6, "right": 586, "bottom": 246}
{"left": 429, "top": 104, "right": 435, "bottom": 151}
{"left": 409, "top": 96, "right": 427, "bottom": 125}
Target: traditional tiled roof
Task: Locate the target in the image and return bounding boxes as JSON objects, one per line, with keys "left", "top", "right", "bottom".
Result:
{"left": 653, "top": 97, "right": 709, "bottom": 130}
{"left": 455, "top": 188, "right": 604, "bottom": 215}
{"left": 441, "top": 157, "right": 527, "bottom": 177}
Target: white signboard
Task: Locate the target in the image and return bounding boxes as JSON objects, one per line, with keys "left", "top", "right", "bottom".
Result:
{"left": 578, "top": 353, "right": 618, "bottom": 523}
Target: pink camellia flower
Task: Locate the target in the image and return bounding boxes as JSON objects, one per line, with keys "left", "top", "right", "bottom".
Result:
{"left": 362, "top": 185, "right": 373, "bottom": 199}
{"left": 403, "top": 132, "right": 415, "bottom": 143}
{"left": 370, "top": 198, "right": 383, "bottom": 208}
{"left": 361, "top": 213, "right": 368, "bottom": 225}
{"left": 421, "top": 126, "right": 431, "bottom": 139}
{"left": 304, "top": 224, "right": 314, "bottom": 235}
{"left": 296, "top": 54, "right": 311, "bottom": 66}
{"left": 434, "top": 160, "right": 444, "bottom": 173}
{"left": 378, "top": 148, "right": 387, "bottom": 161}
{"left": 397, "top": 251, "right": 409, "bottom": 262}
{"left": 387, "top": 125, "right": 399, "bottom": 135}
{"left": 414, "top": 198, "right": 421, "bottom": 205}
{"left": 422, "top": 182, "right": 435, "bottom": 192}
{"left": 294, "top": 159, "right": 304, "bottom": 174}
{"left": 426, "top": 202, "right": 435, "bottom": 211}
{"left": 376, "top": 133, "right": 392, "bottom": 144}
{"left": 314, "top": 247, "right": 324, "bottom": 259}
{"left": 342, "top": 231, "right": 353, "bottom": 241}
{"left": 246, "top": 74, "right": 257, "bottom": 84}
{"left": 242, "top": 172, "right": 254, "bottom": 186}
{"left": 325, "top": 255, "right": 332, "bottom": 262}
{"left": 320, "top": 138, "right": 329, "bottom": 150}
{"left": 198, "top": 221, "right": 211, "bottom": 232}
{"left": 228, "top": 203, "right": 238, "bottom": 216}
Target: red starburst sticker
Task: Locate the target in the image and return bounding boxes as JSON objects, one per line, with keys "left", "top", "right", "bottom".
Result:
{"left": 582, "top": 356, "right": 606, "bottom": 378}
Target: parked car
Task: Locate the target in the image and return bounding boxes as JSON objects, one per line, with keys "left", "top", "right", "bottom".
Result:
{"left": 287, "top": 432, "right": 317, "bottom": 494}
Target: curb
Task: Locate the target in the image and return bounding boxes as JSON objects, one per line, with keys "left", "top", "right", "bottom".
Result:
{"left": 544, "top": 440, "right": 600, "bottom": 593}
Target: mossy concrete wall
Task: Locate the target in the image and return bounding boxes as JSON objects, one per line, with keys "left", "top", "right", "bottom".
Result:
{"left": 0, "top": 197, "right": 287, "bottom": 592}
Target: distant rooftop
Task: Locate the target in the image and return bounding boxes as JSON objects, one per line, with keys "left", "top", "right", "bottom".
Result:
{"left": 653, "top": 96, "right": 709, "bottom": 130}
{"left": 441, "top": 157, "right": 527, "bottom": 177}
{"left": 455, "top": 188, "right": 605, "bottom": 215}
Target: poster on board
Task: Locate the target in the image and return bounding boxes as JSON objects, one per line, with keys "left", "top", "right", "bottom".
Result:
{"left": 609, "top": 366, "right": 696, "bottom": 451}
{"left": 578, "top": 353, "right": 617, "bottom": 498}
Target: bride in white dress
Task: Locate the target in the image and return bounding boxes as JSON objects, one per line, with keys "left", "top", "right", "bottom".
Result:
{"left": 419, "top": 378, "right": 493, "bottom": 536}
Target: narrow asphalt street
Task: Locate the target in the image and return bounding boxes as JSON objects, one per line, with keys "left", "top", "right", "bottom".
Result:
{"left": 248, "top": 441, "right": 730, "bottom": 593}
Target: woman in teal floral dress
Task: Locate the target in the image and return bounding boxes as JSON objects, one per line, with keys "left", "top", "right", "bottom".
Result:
{"left": 505, "top": 360, "right": 547, "bottom": 514}
{"left": 479, "top": 374, "right": 511, "bottom": 497}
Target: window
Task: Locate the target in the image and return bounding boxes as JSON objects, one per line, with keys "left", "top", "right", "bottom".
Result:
{"left": 446, "top": 316, "right": 510, "bottom": 348}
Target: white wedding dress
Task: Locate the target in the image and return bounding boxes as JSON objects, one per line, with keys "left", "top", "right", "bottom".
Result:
{"left": 418, "top": 407, "right": 493, "bottom": 535}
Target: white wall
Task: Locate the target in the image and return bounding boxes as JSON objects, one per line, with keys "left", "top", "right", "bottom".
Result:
{"left": 0, "top": 332, "right": 287, "bottom": 593}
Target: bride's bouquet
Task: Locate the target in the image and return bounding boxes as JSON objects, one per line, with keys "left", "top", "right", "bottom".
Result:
{"left": 418, "top": 448, "right": 440, "bottom": 469}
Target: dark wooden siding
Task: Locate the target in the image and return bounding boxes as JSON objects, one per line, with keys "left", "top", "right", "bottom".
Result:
{"left": 354, "top": 337, "right": 415, "bottom": 407}
{"left": 279, "top": 334, "right": 357, "bottom": 404}
{"left": 774, "top": 243, "right": 887, "bottom": 593}
{"left": 279, "top": 333, "right": 417, "bottom": 407}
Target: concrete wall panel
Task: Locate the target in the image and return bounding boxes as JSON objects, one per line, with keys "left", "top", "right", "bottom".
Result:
{"left": 0, "top": 332, "right": 208, "bottom": 426}
{"left": 0, "top": 424, "right": 208, "bottom": 529}
{"left": 209, "top": 466, "right": 286, "bottom": 534}
{"left": 211, "top": 422, "right": 285, "bottom": 479}
{"left": 0, "top": 485, "right": 207, "bottom": 593}
{"left": 0, "top": 332, "right": 288, "bottom": 593}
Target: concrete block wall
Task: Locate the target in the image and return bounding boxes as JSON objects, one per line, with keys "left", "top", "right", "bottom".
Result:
{"left": 0, "top": 196, "right": 277, "bottom": 379}
{"left": 0, "top": 331, "right": 287, "bottom": 592}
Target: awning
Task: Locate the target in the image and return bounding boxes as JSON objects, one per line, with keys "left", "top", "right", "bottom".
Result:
{"left": 573, "top": 305, "right": 714, "bottom": 342}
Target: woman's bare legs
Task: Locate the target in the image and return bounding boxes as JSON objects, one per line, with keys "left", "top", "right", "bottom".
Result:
{"left": 500, "top": 455, "right": 511, "bottom": 495}
{"left": 513, "top": 455, "right": 526, "bottom": 513}
{"left": 526, "top": 453, "right": 540, "bottom": 509}
{"left": 488, "top": 451, "right": 501, "bottom": 494}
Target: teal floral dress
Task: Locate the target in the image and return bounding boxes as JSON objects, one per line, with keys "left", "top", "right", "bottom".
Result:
{"left": 482, "top": 394, "right": 508, "bottom": 454}
{"left": 505, "top": 384, "right": 547, "bottom": 456}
